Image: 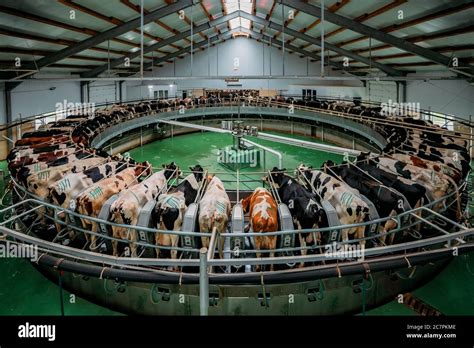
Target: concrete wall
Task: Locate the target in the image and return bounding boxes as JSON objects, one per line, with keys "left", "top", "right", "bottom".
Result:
{"left": 406, "top": 79, "right": 474, "bottom": 121}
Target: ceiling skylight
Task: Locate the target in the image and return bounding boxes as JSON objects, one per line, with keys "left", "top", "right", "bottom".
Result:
{"left": 224, "top": 0, "right": 252, "bottom": 30}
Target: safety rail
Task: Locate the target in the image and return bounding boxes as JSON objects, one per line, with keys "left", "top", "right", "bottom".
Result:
{"left": 3, "top": 96, "right": 472, "bottom": 145}
{"left": 2, "top": 93, "right": 472, "bottom": 131}
{"left": 2, "top": 170, "right": 469, "bottom": 269}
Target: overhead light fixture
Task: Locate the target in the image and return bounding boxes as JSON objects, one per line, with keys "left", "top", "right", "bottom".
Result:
{"left": 232, "top": 32, "right": 250, "bottom": 38}
{"left": 148, "top": 85, "right": 153, "bottom": 89}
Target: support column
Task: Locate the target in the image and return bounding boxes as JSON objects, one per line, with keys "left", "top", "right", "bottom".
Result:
{"left": 5, "top": 83, "right": 14, "bottom": 153}
{"left": 80, "top": 81, "right": 90, "bottom": 103}
{"left": 400, "top": 81, "right": 407, "bottom": 103}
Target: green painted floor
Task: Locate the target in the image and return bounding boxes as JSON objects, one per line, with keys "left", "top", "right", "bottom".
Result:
{"left": 0, "top": 131, "right": 472, "bottom": 315}
{"left": 129, "top": 131, "right": 344, "bottom": 191}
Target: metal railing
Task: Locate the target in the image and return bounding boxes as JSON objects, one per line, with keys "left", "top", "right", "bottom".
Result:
{"left": 3, "top": 171, "right": 469, "bottom": 266}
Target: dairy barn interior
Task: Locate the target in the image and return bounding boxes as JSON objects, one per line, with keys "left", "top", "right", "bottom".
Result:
{"left": 0, "top": 0, "right": 473, "bottom": 322}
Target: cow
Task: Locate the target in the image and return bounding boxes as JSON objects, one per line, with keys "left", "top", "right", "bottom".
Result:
{"left": 109, "top": 162, "right": 181, "bottom": 257}
{"left": 27, "top": 157, "right": 107, "bottom": 200}
{"left": 15, "top": 135, "right": 69, "bottom": 147}
{"left": 354, "top": 154, "right": 426, "bottom": 210}
{"left": 199, "top": 175, "right": 231, "bottom": 260}
{"left": 296, "top": 164, "right": 370, "bottom": 248}
{"left": 21, "top": 157, "right": 106, "bottom": 229}
{"left": 385, "top": 133, "right": 469, "bottom": 178}
{"left": 152, "top": 165, "right": 204, "bottom": 260}
{"left": 9, "top": 147, "right": 86, "bottom": 178}
{"left": 7, "top": 143, "right": 71, "bottom": 162}
{"left": 322, "top": 160, "right": 406, "bottom": 244}
{"left": 75, "top": 163, "right": 152, "bottom": 250}
{"left": 49, "top": 160, "right": 136, "bottom": 209}
{"left": 364, "top": 155, "right": 461, "bottom": 218}
{"left": 268, "top": 168, "right": 328, "bottom": 265}
{"left": 16, "top": 149, "right": 103, "bottom": 185}
{"left": 241, "top": 187, "right": 278, "bottom": 271}
{"left": 386, "top": 153, "right": 462, "bottom": 183}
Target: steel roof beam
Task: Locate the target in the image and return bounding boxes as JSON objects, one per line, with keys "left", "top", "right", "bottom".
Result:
{"left": 281, "top": 0, "right": 474, "bottom": 77}
{"left": 132, "top": 29, "right": 239, "bottom": 73}
{"left": 0, "top": 0, "right": 193, "bottom": 84}
{"left": 239, "top": 28, "right": 355, "bottom": 73}
{"left": 336, "top": 0, "right": 474, "bottom": 47}
{"left": 239, "top": 12, "right": 403, "bottom": 76}
{"left": 82, "top": 11, "right": 240, "bottom": 78}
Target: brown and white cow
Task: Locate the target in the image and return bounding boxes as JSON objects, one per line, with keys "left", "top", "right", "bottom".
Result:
{"left": 49, "top": 160, "right": 134, "bottom": 208}
{"left": 27, "top": 157, "right": 106, "bottom": 200}
{"left": 75, "top": 164, "right": 151, "bottom": 250}
{"left": 17, "top": 149, "right": 101, "bottom": 186}
{"left": 241, "top": 187, "right": 278, "bottom": 270}
{"left": 199, "top": 175, "right": 231, "bottom": 259}
{"left": 296, "top": 164, "right": 370, "bottom": 248}
{"left": 109, "top": 162, "right": 180, "bottom": 257}
{"left": 8, "top": 143, "right": 71, "bottom": 162}
{"left": 9, "top": 147, "right": 79, "bottom": 178}
{"left": 15, "top": 135, "right": 69, "bottom": 147}
{"left": 48, "top": 160, "right": 136, "bottom": 233}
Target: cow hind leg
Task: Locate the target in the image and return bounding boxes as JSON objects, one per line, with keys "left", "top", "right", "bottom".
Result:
{"left": 130, "top": 230, "right": 138, "bottom": 258}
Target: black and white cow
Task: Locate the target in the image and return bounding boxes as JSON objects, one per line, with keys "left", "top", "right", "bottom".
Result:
{"left": 296, "top": 164, "right": 370, "bottom": 246}
{"left": 322, "top": 160, "right": 406, "bottom": 244}
{"left": 151, "top": 165, "right": 204, "bottom": 260}
{"left": 269, "top": 168, "right": 328, "bottom": 262}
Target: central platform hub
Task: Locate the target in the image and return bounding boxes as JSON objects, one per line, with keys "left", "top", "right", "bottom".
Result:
{"left": 218, "top": 121, "right": 261, "bottom": 170}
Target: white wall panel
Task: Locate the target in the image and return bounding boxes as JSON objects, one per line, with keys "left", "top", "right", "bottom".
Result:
{"left": 10, "top": 80, "right": 81, "bottom": 120}
{"left": 406, "top": 80, "right": 474, "bottom": 120}
{"left": 89, "top": 82, "right": 117, "bottom": 105}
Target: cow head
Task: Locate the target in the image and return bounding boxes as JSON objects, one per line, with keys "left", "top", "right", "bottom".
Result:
{"left": 321, "top": 160, "right": 335, "bottom": 172}
{"left": 295, "top": 163, "right": 313, "bottom": 183}
{"left": 162, "top": 162, "right": 181, "bottom": 179}
{"left": 189, "top": 164, "right": 204, "bottom": 183}
{"left": 241, "top": 192, "right": 252, "bottom": 214}
{"left": 135, "top": 161, "right": 153, "bottom": 178}
{"left": 268, "top": 167, "right": 287, "bottom": 188}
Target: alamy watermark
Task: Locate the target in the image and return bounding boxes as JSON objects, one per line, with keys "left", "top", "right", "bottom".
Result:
{"left": 324, "top": 241, "right": 365, "bottom": 260}
{"left": 380, "top": 99, "right": 420, "bottom": 117}
{"left": 55, "top": 99, "right": 96, "bottom": 118}
{"left": 0, "top": 241, "right": 38, "bottom": 262}
{"left": 217, "top": 149, "right": 258, "bottom": 167}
